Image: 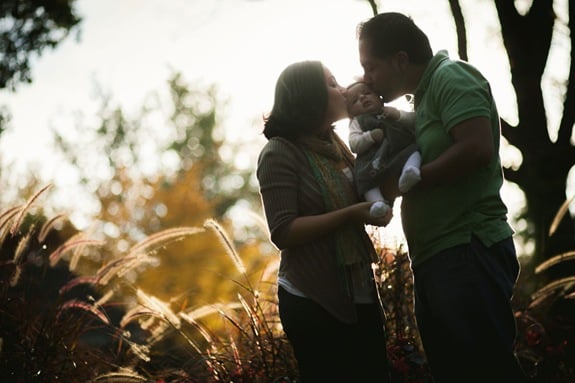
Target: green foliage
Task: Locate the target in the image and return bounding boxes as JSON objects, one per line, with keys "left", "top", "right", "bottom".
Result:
{"left": 164, "top": 73, "right": 256, "bottom": 217}
{"left": 0, "top": 0, "right": 81, "bottom": 91}
{"left": 47, "top": 73, "right": 264, "bottom": 310}
{"left": 51, "top": 71, "right": 258, "bottom": 231}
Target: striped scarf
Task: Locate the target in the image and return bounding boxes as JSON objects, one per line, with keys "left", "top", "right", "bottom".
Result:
{"left": 298, "top": 129, "right": 377, "bottom": 294}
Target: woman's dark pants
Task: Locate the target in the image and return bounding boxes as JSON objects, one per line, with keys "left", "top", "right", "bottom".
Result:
{"left": 278, "top": 286, "right": 390, "bottom": 382}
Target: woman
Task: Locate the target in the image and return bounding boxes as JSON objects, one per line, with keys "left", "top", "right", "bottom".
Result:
{"left": 257, "top": 60, "right": 391, "bottom": 382}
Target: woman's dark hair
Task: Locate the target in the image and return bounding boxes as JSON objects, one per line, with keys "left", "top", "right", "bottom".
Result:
{"left": 263, "top": 60, "right": 327, "bottom": 140}
{"left": 357, "top": 12, "right": 433, "bottom": 65}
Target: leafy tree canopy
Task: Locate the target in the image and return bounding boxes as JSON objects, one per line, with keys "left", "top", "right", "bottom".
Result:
{"left": 0, "top": 0, "right": 81, "bottom": 91}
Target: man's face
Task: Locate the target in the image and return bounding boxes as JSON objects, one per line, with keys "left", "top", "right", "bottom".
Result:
{"left": 359, "top": 39, "right": 402, "bottom": 103}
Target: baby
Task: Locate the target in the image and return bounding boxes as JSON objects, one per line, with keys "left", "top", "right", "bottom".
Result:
{"left": 346, "top": 81, "right": 421, "bottom": 217}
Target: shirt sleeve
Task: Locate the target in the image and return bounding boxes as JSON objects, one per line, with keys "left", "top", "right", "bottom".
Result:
{"left": 348, "top": 118, "right": 378, "bottom": 154}
{"left": 434, "top": 62, "right": 493, "bottom": 132}
{"left": 256, "top": 139, "right": 300, "bottom": 248}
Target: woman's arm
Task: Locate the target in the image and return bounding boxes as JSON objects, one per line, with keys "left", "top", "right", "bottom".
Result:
{"left": 273, "top": 201, "right": 391, "bottom": 249}
{"left": 257, "top": 139, "right": 391, "bottom": 251}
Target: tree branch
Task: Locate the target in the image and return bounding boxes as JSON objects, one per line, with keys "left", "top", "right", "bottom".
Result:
{"left": 558, "top": 0, "right": 575, "bottom": 146}
{"left": 366, "top": 0, "right": 378, "bottom": 16}
{"left": 448, "top": 0, "right": 468, "bottom": 61}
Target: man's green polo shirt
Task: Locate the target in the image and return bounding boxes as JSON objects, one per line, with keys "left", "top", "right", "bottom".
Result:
{"left": 401, "top": 50, "right": 514, "bottom": 267}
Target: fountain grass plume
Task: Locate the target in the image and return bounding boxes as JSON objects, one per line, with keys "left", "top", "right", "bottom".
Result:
{"left": 97, "top": 226, "right": 203, "bottom": 285}
{"left": 49, "top": 232, "right": 105, "bottom": 267}
{"left": 13, "top": 224, "right": 33, "bottom": 265}
{"left": 128, "top": 226, "right": 204, "bottom": 255}
{"left": 247, "top": 210, "right": 272, "bottom": 236}
{"left": 57, "top": 299, "right": 111, "bottom": 324}
{"left": 0, "top": 206, "right": 20, "bottom": 243}
{"left": 0, "top": 206, "right": 20, "bottom": 230}
{"left": 529, "top": 276, "right": 575, "bottom": 307}
{"left": 535, "top": 251, "right": 575, "bottom": 274}
{"left": 9, "top": 183, "right": 52, "bottom": 236}
{"left": 180, "top": 302, "right": 244, "bottom": 324}
{"left": 38, "top": 213, "right": 66, "bottom": 243}
{"left": 204, "top": 218, "right": 246, "bottom": 275}
{"left": 549, "top": 194, "right": 575, "bottom": 236}
{"left": 136, "top": 288, "right": 181, "bottom": 328}
{"left": 88, "top": 370, "right": 148, "bottom": 383}
{"left": 59, "top": 275, "right": 99, "bottom": 295}
{"left": 179, "top": 302, "right": 244, "bottom": 347}
{"left": 9, "top": 226, "right": 34, "bottom": 286}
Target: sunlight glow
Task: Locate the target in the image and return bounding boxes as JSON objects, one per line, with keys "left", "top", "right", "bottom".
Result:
{"left": 0, "top": 0, "right": 571, "bottom": 245}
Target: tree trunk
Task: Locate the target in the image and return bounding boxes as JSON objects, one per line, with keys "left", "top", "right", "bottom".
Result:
{"left": 494, "top": 0, "right": 575, "bottom": 268}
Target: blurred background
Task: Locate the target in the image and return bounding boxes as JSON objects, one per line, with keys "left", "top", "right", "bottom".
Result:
{"left": 0, "top": 1, "right": 574, "bottom": 381}
{"left": 5, "top": 0, "right": 568, "bottom": 249}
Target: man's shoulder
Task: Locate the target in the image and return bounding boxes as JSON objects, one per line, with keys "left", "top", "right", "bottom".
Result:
{"left": 434, "top": 55, "right": 484, "bottom": 82}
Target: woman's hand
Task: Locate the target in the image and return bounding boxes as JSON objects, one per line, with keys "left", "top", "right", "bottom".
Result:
{"left": 353, "top": 201, "right": 393, "bottom": 227}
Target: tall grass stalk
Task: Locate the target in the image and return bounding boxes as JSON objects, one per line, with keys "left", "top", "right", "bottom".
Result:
{"left": 9, "top": 183, "right": 52, "bottom": 236}
{"left": 96, "top": 226, "right": 203, "bottom": 285}
{"left": 3, "top": 186, "right": 574, "bottom": 381}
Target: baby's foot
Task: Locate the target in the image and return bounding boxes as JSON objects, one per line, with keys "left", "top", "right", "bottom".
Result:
{"left": 370, "top": 201, "right": 389, "bottom": 218}
{"left": 399, "top": 166, "right": 421, "bottom": 193}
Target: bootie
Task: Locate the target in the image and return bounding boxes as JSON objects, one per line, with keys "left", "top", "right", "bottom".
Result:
{"left": 369, "top": 201, "right": 389, "bottom": 218}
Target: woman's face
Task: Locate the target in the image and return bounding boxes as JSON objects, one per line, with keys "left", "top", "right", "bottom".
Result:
{"left": 322, "top": 66, "right": 347, "bottom": 125}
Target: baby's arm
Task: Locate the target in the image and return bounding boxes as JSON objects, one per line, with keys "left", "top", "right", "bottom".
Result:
{"left": 348, "top": 118, "right": 384, "bottom": 154}
{"left": 383, "top": 106, "right": 415, "bottom": 126}
{"left": 382, "top": 106, "right": 420, "bottom": 193}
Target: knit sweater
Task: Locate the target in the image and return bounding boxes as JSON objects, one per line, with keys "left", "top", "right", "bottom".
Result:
{"left": 256, "top": 136, "right": 378, "bottom": 324}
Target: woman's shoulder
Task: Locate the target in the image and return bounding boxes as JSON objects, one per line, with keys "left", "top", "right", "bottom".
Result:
{"left": 258, "top": 137, "right": 305, "bottom": 165}
{"left": 260, "top": 137, "right": 300, "bottom": 155}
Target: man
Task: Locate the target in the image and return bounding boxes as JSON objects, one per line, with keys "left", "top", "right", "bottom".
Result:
{"left": 357, "top": 12, "right": 528, "bottom": 383}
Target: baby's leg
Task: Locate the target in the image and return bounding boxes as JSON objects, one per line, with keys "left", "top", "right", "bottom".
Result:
{"left": 399, "top": 151, "right": 422, "bottom": 193}
{"left": 365, "top": 188, "right": 385, "bottom": 202}
{"left": 364, "top": 188, "right": 390, "bottom": 217}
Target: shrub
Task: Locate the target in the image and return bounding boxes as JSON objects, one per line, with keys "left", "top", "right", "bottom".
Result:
{"left": 2, "top": 188, "right": 573, "bottom": 382}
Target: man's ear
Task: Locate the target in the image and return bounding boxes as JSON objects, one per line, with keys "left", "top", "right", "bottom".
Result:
{"left": 395, "top": 51, "right": 409, "bottom": 70}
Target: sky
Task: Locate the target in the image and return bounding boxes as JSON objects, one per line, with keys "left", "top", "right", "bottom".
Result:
{"left": 0, "top": 0, "right": 570, "bottom": 245}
